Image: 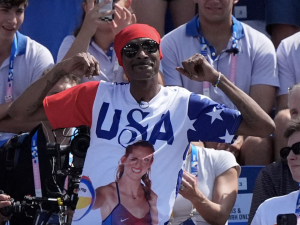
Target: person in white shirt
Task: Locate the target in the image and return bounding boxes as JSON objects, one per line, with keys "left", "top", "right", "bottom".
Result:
{"left": 251, "top": 119, "right": 300, "bottom": 225}
{"left": 0, "top": 0, "right": 54, "bottom": 146}
{"left": 171, "top": 143, "right": 240, "bottom": 225}
{"left": 57, "top": 0, "right": 135, "bottom": 84}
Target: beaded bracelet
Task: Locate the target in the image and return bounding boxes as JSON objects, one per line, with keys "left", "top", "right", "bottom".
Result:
{"left": 213, "top": 72, "right": 222, "bottom": 87}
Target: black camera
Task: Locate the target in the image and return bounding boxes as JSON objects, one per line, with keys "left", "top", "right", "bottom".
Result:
{"left": 46, "top": 125, "right": 90, "bottom": 169}
{"left": 70, "top": 125, "right": 90, "bottom": 159}
{"left": 0, "top": 125, "right": 90, "bottom": 223}
{"left": 46, "top": 125, "right": 90, "bottom": 158}
{"left": 0, "top": 191, "right": 23, "bottom": 217}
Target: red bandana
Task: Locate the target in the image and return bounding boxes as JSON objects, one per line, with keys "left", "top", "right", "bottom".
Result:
{"left": 114, "top": 23, "right": 163, "bottom": 67}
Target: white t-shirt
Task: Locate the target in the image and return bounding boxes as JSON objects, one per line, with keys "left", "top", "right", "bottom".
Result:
{"left": 277, "top": 31, "right": 300, "bottom": 96}
{"left": 0, "top": 31, "right": 54, "bottom": 141}
{"left": 161, "top": 15, "right": 279, "bottom": 110}
{"left": 57, "top": 35, "right": 127, "bottom": 83}
{"left": 251, "top": 190, "right": 300, "bottom": 225}
{"left": 44, "top": 81, "right": 242, "bottom": 224}
{"left": 172, "top": 146, "right": 240, "bottom": 225}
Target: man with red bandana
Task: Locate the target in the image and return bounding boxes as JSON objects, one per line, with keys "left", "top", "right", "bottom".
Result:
{"left": 9, "top": 24, "right": 274, "bottom": 224}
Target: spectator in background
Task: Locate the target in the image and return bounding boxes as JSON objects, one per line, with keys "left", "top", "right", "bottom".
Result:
{"left": 161, "top": 0, "right": 279, "bottom": 165}
{"left": 248, "top": 83, "right": 300, "bottom": 224}
{"left": 251, "top": 119, "right": 300, "bottom": 225}
{"left": 0, "top": 0, "right": 54, "bottom": 147}
{"left": 171, "top": 143, "right": 240, "bottom": 225}
{"left": 273, "top": 33, "right": 300, "bottom": 162}
{"left": 8, "top": 23, "right": 275, "bottom": 223}
{"left": 0, "top": 72, "right": 80, "bottom": 225}
{"left": 57, "top": 0, "right": 136, "bottom": 83}
{"left": 265, "top": 0, "right": 300, "bottom": 49}
{"left": 131, "top": 0, "right": 196, "bottom": 37}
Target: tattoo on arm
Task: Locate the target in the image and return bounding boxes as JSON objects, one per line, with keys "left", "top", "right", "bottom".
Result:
{"left": 26, "top": 71, "right": 64, "bottom": 113}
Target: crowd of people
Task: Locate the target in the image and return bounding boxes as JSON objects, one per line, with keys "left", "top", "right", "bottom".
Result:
{"left": 0, "top": 0, "right": 300, "bottom": 224}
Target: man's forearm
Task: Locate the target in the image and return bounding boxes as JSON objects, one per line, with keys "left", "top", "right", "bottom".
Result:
{"left": 0, "top": 116, "right": 40, "bottom": 133}
{"left": 0, "top": 102, "right": 10, "bottom": 120}
{"left": 9, "top": 65, "right": 66, "bottom": 120}
{"left": 218, "top": 74, "right": 275, "bottom": 137}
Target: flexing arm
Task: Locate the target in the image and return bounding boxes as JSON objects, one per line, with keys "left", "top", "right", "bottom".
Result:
{"left": 176, "top": 53, "right": 275, "bottom": 137}
{"left": 9, "top": 53, "right": 100, "bottom": 122}
{"left": 0, "top": 102, "right": 40, "bottom": 133}
{"left": 180, "top": 168, "right": 238, "bottom": 225}
{"left": 0, "top": 102, "right": 10, "bottom": 120}
{"left": 0, "top": 116, "right": 39, "bottom": 133}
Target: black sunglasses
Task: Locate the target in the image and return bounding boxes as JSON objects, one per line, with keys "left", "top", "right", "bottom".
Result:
{"left": 121, "top": 40, "right": 159, "bottom": 58}
{"left": 280, "top": 142, "right": 300, "bottom": 159}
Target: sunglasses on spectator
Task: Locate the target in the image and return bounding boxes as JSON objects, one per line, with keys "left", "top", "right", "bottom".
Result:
{"left": 280, "top": 142, "right": 300, "bottom": 159}
{"left": 121, "top": 40, "right": 159, "bottom": 58}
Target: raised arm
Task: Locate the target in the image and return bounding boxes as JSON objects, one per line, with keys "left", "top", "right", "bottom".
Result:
{"left": 9, "top": 53, "right": 100, "bottom": 122}
{"left": 62, "top": 2, "right": 135, "bottom": 61}
{"left": 176, "top": 53, "right": 275, "bottom": 137}
{"left": 61, "top": 1, "right": 113, "bottom": 60}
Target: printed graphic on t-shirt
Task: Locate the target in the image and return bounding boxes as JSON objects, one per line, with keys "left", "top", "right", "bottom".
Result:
{"left": 60, "top": 83, "right": 241, "bottom": 225}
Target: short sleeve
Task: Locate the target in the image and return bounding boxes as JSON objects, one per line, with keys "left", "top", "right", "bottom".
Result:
{"left": 250, "top": 207, "right": 263, "bottom": 225}
{"left": 250, "top": 34, "right": 279, "bottom": 87}
{"left": 187, "top": 93, "right": 242, "bottom": 143}
{"left": 43, "top": 81, "right": 99, "bottom": 129}
{"left": 29, "top": 42, "right": 54, "bottom": 83}
{"left": 161, "top": 35, "right": 183, "bottom": 86}
{"left": 212, "top": 150, "right": 240, "bottom": 177}
{"left": 277, "top": 40, "right": 295, "bottom": 96}
{"left": 56, "top": 35, "right": 75, "bottom": 63}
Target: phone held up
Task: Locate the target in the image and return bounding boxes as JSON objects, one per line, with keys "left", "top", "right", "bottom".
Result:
{"left": 276, "top": 213, "right": 297, "bottom": 225}
{"left": 96, "top": 0, "right": 114, "bottom": 21}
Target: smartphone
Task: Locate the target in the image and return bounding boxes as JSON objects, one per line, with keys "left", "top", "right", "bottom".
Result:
{"left": 96, "top": 0, "right": 114, "bottom": 21}
{"left": 276, "top": 213, "right": 297, "bottom": 225}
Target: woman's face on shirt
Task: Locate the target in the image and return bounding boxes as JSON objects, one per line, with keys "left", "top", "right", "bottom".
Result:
{"left": 122, "top": 146, "right": 154, "bottom": 180}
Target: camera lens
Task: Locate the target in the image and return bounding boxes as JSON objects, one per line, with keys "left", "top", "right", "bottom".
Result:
{"left": 71, "top": 135, "right": 90, "bottom": 158}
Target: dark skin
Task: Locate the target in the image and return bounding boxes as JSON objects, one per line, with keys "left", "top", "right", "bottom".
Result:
{"left": 121, "top": 38, "right": 161, "bottom": 103}
{"left": 8, "top": 38, "right": 274, "bottom": 138}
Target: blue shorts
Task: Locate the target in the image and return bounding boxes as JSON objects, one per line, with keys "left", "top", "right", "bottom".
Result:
{"left": 265, "top": 0, "right": 300, "bottom": 31}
